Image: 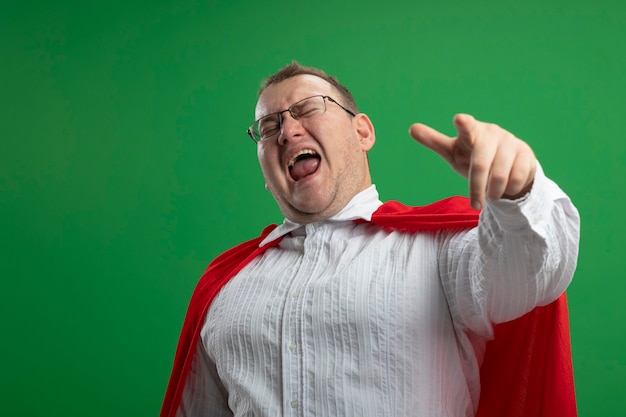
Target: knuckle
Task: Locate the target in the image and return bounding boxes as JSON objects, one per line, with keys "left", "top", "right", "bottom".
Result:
{"left": 506, "top": 172, "right": 527, "bottom": 191}
{"left": 471, "top": 159, "right": 490, "bottom": 173}
{"left": 489, "top": 171, "right": 508, "bottom": 186}
{"left": 486, "top": 122, "right": 501, "bottom": 131}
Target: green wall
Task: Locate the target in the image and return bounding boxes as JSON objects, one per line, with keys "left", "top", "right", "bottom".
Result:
{"left": 2, "top": 1, "right": 624, "bottom": 415}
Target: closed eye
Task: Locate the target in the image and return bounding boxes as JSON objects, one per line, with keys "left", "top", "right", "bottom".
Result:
{"left": 259, "top": 115, "right": 281, "bottom": 137}
{"left": 293, "top": 101, "right": 323, "bottom": 119}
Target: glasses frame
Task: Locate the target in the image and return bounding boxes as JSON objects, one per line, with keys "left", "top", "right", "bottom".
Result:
{"left": 246, "top": 95, "right": 356, "bottom": 143}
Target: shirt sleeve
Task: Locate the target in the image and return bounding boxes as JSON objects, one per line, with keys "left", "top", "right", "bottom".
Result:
{"left": 176, "top": 341, "right": 233, "bottom": 417}
{"left": 437, "top": 161, "right": 580, "bottom": 336}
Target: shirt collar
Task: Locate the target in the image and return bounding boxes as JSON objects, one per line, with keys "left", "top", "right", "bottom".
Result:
{"left": 260, "top": 185, "right": 383, "bottom": 247}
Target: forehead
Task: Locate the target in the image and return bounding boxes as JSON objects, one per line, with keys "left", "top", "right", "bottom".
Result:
{"left": 255, "top": 74, "right": 335, "bottom": 119}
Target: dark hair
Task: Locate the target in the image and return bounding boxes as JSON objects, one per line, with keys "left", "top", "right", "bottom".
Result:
{"left": 259, "top": 61, "right": 358, "bottom": 113}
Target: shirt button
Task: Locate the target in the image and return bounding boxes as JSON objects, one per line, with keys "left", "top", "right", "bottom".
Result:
{"left": 292, "top": 291, "right": 300, "bottom": 299}
{"left": 288, "top": 343, "right": 297, "bottom": 351}
{"left": 290, "top": 400, "right": 298, "bottom": 408}
{"left": 307, "top": 253, "right": 315, "bottom": 260}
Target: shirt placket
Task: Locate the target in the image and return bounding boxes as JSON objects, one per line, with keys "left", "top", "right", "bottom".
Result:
{"left": 281, "top": 223, "right": 323, "bottom": 416}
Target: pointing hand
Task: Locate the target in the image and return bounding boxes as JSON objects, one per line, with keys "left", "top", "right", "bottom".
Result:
{"left": 409, "top": 114, "right": 536, "bottom": 210}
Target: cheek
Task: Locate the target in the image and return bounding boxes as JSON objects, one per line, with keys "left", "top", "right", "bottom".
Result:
{"left": 257, "top": 146, "right": 272, "bottom": 169}
{"left": 258, "top": 148, "right": 282, "bottom": 180}
{"left": 334, "top": 133, "right": 364, "bottom": 161}
{"left": 256, "top": 145, "right": 267, "bottom": 164}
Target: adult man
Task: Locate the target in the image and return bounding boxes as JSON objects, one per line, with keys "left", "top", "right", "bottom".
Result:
{"left": 162, "top": 62, "right": 580, "bottom": 417}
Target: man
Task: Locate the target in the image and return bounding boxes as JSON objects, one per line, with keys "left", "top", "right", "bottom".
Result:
{"left": 162, "top": 62, "right": 580, "bottom": 417}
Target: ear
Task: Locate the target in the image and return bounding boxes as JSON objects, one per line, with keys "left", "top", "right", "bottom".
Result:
{"left": 354, "top": 113, "right": 376, "bottom": 152}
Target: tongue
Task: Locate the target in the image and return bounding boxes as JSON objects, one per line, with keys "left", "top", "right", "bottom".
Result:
{"left": 290, "top": 157, "right": 320, "bottom": 181}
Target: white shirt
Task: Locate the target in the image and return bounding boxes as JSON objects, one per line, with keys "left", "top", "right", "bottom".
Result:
{"left": 178, "top": 164, "right": 580, "bottom": 417}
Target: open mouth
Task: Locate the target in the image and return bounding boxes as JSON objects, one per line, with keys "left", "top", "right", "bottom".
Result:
{"left": 288, "top": 149, "right": 321, "bottom": 182}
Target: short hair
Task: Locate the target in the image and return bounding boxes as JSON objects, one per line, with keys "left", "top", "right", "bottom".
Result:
{"left": 259, "top": 61, "right": 358, "bottom": 113}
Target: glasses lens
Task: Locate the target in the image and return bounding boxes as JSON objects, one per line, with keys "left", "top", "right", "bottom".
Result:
{"left": 291, "top": 96, "right": 325, "bottom": 119}
{"left": 249, "top": 96, "right": 327, "bottom": 142}
{"left": 254, "top": 114, "right": 281, "bottom": 141}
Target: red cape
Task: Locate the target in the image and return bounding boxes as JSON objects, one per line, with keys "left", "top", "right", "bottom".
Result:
{"left": 161, "top": 197, "right": 576, "bottom": 417}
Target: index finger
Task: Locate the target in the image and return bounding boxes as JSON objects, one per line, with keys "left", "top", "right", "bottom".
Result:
{"left": 453, "top": 114, "right": 479, "bottom": 153}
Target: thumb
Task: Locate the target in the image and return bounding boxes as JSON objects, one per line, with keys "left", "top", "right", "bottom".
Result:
{"left": 409, "top": 122, "right": 454, "bottom": 163}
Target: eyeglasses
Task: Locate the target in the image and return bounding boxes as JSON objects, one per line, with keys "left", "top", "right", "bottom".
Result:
{"left": 247, "top": 95, "right": 356, "bottom": 143}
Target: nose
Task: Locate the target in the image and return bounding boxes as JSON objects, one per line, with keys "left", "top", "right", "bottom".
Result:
{"left": 277, "top": 112, "right": 305, "bottom": 145}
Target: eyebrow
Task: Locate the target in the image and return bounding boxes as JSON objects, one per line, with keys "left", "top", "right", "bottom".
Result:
{"left": 257, "top": 93, "right": 321, "bottom": 118}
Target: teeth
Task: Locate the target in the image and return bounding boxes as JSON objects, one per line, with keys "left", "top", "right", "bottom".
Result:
{"left": 288, "top": 149, "right": 317, "bottom": 168}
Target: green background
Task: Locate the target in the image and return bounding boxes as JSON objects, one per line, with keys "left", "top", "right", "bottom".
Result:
{"left": 2, "top": 0, "right": 624, "bottom": 415}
